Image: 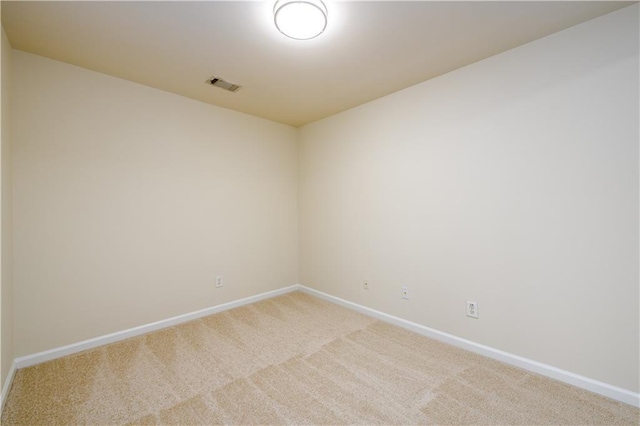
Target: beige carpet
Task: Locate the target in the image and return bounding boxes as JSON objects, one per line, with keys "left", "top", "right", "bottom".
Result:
{"left": 2, "top": 291, "right": 638, "bottom": 425}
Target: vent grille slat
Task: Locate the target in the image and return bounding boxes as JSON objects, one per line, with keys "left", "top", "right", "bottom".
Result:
{"left": 206, "top": 76, "right": 241, "bottom": 92}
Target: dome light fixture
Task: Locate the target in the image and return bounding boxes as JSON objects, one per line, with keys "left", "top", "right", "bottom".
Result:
{"left": 274, "top": 0, "right": 328, "bottom": 40}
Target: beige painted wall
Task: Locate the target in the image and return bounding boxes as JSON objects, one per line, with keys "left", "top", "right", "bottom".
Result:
{"left": 12, "top": 51, "right": 299, "bottom": 356}
{"left": 1, "top": 25, "right": 14, "bottom": 388}
{"left": 299, "top": 5, "right": 639, "bottom": 392}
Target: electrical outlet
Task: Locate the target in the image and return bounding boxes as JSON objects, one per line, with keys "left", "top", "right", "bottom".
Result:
{"left": 363, "top": 280, "right": 369, "bottom": 290}
{"left": 216, "top": 276, "right": 223, "bottom": 288}
{"left": 402, "top": 286, "right": 409, "bottom": 300}
{"left": 467, "top": 301, "right": 478, "bottom": 318}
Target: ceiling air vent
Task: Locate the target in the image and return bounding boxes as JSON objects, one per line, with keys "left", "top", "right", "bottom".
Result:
{"left": 206, "top": 76, "right": 241, "bottom": 92}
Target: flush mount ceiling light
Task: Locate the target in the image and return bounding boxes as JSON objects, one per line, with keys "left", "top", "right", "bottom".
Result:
{"left": 274, "top": 0, "right": 328, "bottom": 40}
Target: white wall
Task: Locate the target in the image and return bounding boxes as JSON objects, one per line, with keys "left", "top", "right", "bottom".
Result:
{"left": 1, "top": 25, "right": 14, "bottom": 389}
{"left": 299, "top": 5, "right": 639, "bottom": 393}
{"left": 12, "top": 51, "right": 299, "bottom": 356}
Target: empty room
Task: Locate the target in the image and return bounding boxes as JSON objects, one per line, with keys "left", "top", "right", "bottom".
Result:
{"left": 0, "top": 1, "right": 638, "bottom": 424}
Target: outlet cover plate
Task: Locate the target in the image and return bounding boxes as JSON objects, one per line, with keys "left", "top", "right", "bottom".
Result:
{"left": 467, "top": 301, "right": 478, "bottom": 318}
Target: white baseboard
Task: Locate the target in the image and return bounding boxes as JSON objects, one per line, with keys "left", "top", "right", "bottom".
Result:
{"left": 1, "top": 360, "right": 17, "bottom": 412}
{"left": 298, "top": 285, "right": 640, "bottom": 408}
{"left": 14, "top": 285, "right": 300, "bottom": 370}
{"left": 7, "top": 283, "right": 639, "bottom": 409}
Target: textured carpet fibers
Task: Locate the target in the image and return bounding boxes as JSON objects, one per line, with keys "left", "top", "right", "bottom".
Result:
{"left": 2, "top": 292, "right": 638, "bottom": 425}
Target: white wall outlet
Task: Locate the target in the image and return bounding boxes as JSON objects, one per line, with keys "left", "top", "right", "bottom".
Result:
{"left": 216, "top": 275, "right": 223, "bottom": 288}
{"left": 402, "top": 286, "right": 409, "bottom": 300}
{"left": 363, "top": 280, "right": 369, "bottom": 290}
{"left": 467, "top": 301, "right": 478, "bottom": 318}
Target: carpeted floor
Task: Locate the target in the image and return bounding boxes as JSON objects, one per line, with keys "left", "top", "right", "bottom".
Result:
{"left": 1, "top": 291, "right": 638, "bottom": 425}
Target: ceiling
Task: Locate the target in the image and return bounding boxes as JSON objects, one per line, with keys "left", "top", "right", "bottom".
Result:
{"left": 1, "top": 1, "right": 635, "bottom": 127}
